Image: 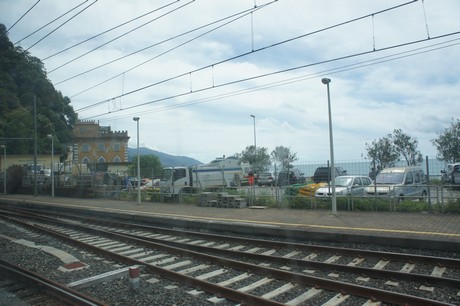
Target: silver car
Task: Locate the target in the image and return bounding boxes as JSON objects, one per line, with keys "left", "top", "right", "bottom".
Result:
{"left": 315, "top": 175, "right": 373, "bottom": 197}
{"left": 257, "top": 172, "right": 276, "bottom": 186}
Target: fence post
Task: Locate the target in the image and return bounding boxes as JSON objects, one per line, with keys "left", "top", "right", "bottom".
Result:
{"left": 425, "top": 156, "right": 432, "bottom": 211}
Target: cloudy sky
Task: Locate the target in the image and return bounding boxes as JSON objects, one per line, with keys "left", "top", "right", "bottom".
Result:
{"left": 1, "top": 0, "right": 459, "bottom": 164}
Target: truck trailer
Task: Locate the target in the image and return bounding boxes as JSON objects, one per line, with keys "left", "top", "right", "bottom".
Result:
{"left": 159, "top": 156, "right": 251, "bottom": 197}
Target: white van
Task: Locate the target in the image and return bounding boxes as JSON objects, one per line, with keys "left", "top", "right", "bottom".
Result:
{"left": 364, "top": 166, "right": 427, "bottom": 202}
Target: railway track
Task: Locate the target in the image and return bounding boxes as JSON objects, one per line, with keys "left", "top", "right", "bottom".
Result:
{"left": 0, "top": 258, "right": 107, "bottom": 305}
{"left": 0, "top": 207, "right": 459, "bottom": 305}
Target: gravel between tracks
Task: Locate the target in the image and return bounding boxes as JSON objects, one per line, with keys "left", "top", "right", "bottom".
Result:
{"left": 1, "top": 219, "right": 459, "bottom": 306}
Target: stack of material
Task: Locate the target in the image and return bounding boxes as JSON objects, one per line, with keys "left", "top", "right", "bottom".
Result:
{"left": 216, "top": 193, "right": 247, "bottom": 208}
{"left": 198, "top": 192, "right": 217, "bottom": 206}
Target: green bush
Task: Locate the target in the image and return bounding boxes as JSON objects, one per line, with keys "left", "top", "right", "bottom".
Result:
{"left": 443, "top": 198, "right": 460, "bottom": 213}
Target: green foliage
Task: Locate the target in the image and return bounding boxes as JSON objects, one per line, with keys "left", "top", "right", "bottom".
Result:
{"left": 391, "top": 129, "right": 423, "bottom": 166}
{"left": 128, "top": 154, "right": 163, "bottom": 178}
{"left": 236, "top": 145, "right": 271, "bottom": 174}
{"left": 443, "top": 198, "right": 460, "bottom": 213}
{"left": 365, "top": 129, "right": 424, "bottom": 170}
{"left": 431, "top": 118, "right": 460, "bottom": 163}
{"left": 0, "top": 24, "right": 77, "bottom": 157}
{"left": 271, "top": 146, "right": 298, "bottom": 171}
{"left": 365, "top": 136, "right": 399, "bottom": 170}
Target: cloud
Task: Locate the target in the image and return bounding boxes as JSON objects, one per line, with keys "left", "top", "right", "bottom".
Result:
{"left": 1, "top": 0, "right": 459, "bottom": 164}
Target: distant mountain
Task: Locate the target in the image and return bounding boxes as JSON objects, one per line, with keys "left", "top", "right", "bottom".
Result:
{"left": 127, "top": 147, "right": 202, "bottom": 167}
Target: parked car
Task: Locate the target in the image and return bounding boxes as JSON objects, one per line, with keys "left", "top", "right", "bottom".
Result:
{"left": 315, "top": 175, "right": 372, "bottom": 197}
{"left": 364, "top": 166, "right": 427, "bottom": 202}
{"left": 257, "top": 172, "right": 276, "bottom": 186}
{"left": 441, "top": 163, "right": 460, "bottom": 184}
{"left": 312, "top": 166, "right": 347, "bottom": 183}
{"left": 277, "top": 169, "right": 306, "bottom": 186}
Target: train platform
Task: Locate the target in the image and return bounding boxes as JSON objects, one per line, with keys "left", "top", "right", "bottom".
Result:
{"left": 1, "top": 194, "right": 459, "bottom": 251}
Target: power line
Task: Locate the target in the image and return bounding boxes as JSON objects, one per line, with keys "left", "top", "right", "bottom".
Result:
{"left": 14, "top": 1, "right": 89, "bottom": 45}
{"left": 81, "top": 34, "right": 460, "bottom": 120}
{"left": 25, "top": 0, "right": 98, "bottom": 51}
{"left": 60, "top": 1, "right": 275, "bottom": 88}
{"left": 3, "top": 0, "right": 40, "bottom": 37}
{"left": 42, "top": 0, "right": 180, "bottom": 61}
{"left": 75, "top": 0, "right": 423, "bottom": 113}
{"left": 48, "top": 0, "right": 195, "bottom": 73}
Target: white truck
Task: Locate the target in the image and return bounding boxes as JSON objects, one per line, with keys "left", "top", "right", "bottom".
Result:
{"left": 159, "top": 156, "right": 251, "bottom": 197}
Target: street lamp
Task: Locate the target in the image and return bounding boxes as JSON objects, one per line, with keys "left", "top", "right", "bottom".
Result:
{"left": 321, "top": 78, "right": 337, "bottom": 215}
{"left": 47, "top": 135, "right": 54, "bottom": 197}
{"left": 133, "top": 117, "right": 141, "bottom": 204}
{"left": 1, "top": 145, "right": 6, "bottom": 195}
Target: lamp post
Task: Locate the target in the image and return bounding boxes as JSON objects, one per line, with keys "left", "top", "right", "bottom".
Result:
{"left": 47, "top": 135, "right": 54, "bottom": 197}
{"left": 250, "top": 114, "right": 256, "bottom": 170}
{"left": 133, "top": 117, "right": 141, "bottom": 204}
{"left": 321, "top": 78, "right": 337, "bottom": 215}
{"left": 1, "top": 145, "right": 6, "bottom": 195}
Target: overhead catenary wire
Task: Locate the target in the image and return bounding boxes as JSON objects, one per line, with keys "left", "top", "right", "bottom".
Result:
{"left": 2, "top": 0, "right": 40, "bottom": 37}
{"left": 42, "top": 0, "right": 180, "bottom": 61}
{"left": 14, "top": 0, "right": 89, "bottom": 45}
{"left": 48, "top": 0, "right": 195, "bottom": 73}
{"left": 61, "top": 1, "right": 277, "bottom": 90}
{"left": 25, "top": 0, "right": 98, "bottom": 51}
{"left": 81, "top": 34, "right": 460, "bottom": 120}
{"left": 72, "top": 0, "right": 415, "bottom": 101}
{"left": 75, "top": 0, "right": 424, "bottom": 113}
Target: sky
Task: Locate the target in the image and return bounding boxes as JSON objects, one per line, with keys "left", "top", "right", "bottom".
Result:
{"left": 1, "top": 0, "right": 459, "bottom": 164}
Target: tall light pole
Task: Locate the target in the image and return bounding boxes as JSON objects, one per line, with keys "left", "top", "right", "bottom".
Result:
{"left": 1, "top": 145, "right": 6, "bottom": 195}
{"left": 47, "top": 135, "right": 54, "bottom": 197}
{"left": 250, "top": 114, "right": 256, "bottom": 171}
{"left": 321, "top": 78, "right": 337, "bottom": 215}
{"left": 133, "top": 117, "right": 141, "bottom": 204}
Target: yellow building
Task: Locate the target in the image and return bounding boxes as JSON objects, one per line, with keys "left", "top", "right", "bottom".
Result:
{"left": 72, "top": 120, "right": 130, "bottom": 173}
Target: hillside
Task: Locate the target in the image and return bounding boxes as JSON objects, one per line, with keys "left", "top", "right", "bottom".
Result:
{"left": 127, "top": 147, "right": 202, "bottom": 167}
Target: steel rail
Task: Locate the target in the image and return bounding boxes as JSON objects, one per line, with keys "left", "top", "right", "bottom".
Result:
{"left": 2, "top": 213, "right": 455, "bottom": 306}
{"left": 0, "top": 259, "right": 108, "bottom": 306}
{"left": 14, "top": 206, "right": 459, "bottom": 269}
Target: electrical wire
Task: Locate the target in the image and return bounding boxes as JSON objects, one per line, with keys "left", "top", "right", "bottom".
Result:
{"left": 72, "top": 0, "right": 415, "bottom": 101}
{"left": 59, "top": 1, "right": 275, "bottom": 88}
{"left": 48, "top": 0, "right": 195, "bottom": 73}
{"left": 75, "top": 0, "right": 425, "bottom": 113}
{"left": 42, "top": 0, "right": 180, "bottom": 61}
{"left": 25, "top": 0, "right": 98, "bottom": 51}
{"left": 14, "top": 1, "right": 89, "bottom": 45}
{"left": 81, "top": 34, "right": 460, "bottom": 120}
{"left": 2, "top": 0, "right": 40, "bottom": 37}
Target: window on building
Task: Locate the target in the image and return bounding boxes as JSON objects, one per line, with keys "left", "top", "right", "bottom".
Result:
{"left": 97, "top": 156, "right": 106, "bottom": 163}
{"left": 113, "top": 156, "right": 121, "bottom": 163}
{"left": 82, "top": 157, "right": 90, "bottom": 164}
{"left": 81, "top": 144, "right": 90, "bottom": 152}
{"left": 98, "top": 143, "right": 105, "bottom": 152}
{"left": 113, "top": 143, "right": 120, "bottom": 152}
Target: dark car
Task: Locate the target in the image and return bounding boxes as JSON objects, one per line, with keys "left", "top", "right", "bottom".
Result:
{"left": 277, "top": 169, "right": 306, "bottom": 186}
{"left": 312, "top": 166, "right": 347, "bottom": 183}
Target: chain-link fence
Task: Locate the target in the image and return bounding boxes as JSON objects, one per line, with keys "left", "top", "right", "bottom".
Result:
{"left": 6, "top": 157, "right": 459, "bottom": 213}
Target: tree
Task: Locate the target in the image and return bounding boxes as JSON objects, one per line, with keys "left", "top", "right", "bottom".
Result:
{"left": 236, "top": 145, "right": 271, "bottom": 174}
{"left": 271, "top": 146, "right": 297, "bottom": 172}
{"left": 390, "top": 129, "right": 423, "bottom": 166}
{"left": 128, "top": 155, "right": 163, "bottom": 178}
{"left": 431, "top": 118, "right": 460, "bottom": 163}
{"left": 0, "top": 23, "right": 77, "bottom": 157}
{"left": 365, "top": 136, "right": 399, "bottom": 171}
